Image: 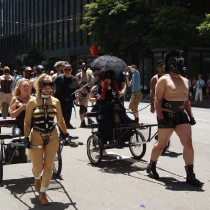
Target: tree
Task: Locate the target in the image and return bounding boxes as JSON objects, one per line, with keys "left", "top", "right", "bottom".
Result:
{"left": 21, "top": 47, "right": 45, "bottom": 67}
{"left": 42, "top": 59, "right": 55, "bottom": 72}
{"left": 197, "top": 14, "right": 210, "bottom": 46}
{"left": 80, "top": 0, "right": 154, "bottom": 58}
{"left": 147, "top": 3, "right": 202, "bottom": 50}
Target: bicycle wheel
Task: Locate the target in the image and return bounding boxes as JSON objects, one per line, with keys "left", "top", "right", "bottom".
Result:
{"left": 0, "top": 147, "right": 3, "bottom": 183}
{"left": 129, "top": 129, "right": 146, "bottom": 159}
{"left": 87, "top": 134, "right": 103, "bottom": 165}
{"left": 53, "top": 143, "right": 62, "bottom": 176}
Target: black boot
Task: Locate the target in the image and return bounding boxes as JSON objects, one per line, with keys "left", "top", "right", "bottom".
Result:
{"left": 146, "top": 160, "right": 159, "bottom": 179}
{"left": 114, "top": 109, "right": 138, "bottom": 124}
{"left": 185, "top": 165, "right": 203, "bottom": 187}
{"left": 122, "top": 114, "right": 138, "bottom": 124}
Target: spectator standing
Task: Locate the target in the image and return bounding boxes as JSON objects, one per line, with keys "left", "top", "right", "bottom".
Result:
{"left": 187, "top": 75, "right": 193, "bottom": 100}
{"left": 0, "top": 66, "right": 14, "bottom": 118}
{"left": 194, "top": 74, "right": 205, "bottom": 105}
{"left": 12, "top": 70, "right": 21, "bottom": 93}
{"left": 191, "top": 76, "right": 197, "bottom": 100}
{"left": 206, "top": 75, "right": 210, "bottom": 99}
{"left": 54, "top": 64, "right": 77, "bottom": 132}
{"left": 33, "top": 66, "right": 37, "bottom": 78}
{"left": 126, "top": 65, "right": 141, "bottom": 120}
{"left": 52, "top": 61, "right": 67, "bottom": 82}
{"left": 49, "top": 70, "right": 54, "bottom": 76}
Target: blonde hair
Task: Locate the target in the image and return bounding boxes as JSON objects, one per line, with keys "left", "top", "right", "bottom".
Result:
{"left": 3, "top": 66, "right": 10, "bottom": 72}
{"left": 13, "top": 78, "right": 30, "bottom": 96}
{"left": 34, "top": 74, "right": 52, "bottom": 94}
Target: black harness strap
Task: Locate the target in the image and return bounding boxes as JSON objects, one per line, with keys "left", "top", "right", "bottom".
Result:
{"left": 33, "top": 98, "right": 55, "bottom": 145}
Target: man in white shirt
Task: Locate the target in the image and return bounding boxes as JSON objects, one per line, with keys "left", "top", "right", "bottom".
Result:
{"left": 194, "top": 74, "right": 205, "bottom": 105}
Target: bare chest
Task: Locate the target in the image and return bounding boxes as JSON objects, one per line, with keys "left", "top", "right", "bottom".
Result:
{"left": 164, "top": 77, "right": 188, "bottom": 100}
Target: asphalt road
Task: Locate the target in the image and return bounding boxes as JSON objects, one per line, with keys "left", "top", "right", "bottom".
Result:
{"left": 0, "top": 102, "right": 209, "bottom": 210}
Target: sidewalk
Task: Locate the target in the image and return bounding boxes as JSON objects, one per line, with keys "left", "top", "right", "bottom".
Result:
{"left": 141, "top": 94, "right": 210, "bottom": 109}
{"left": 189, "top": 97, "right": 210, "bottom": 108}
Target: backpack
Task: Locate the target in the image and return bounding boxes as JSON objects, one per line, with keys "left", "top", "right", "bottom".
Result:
{"left": 5, "top": 141, "right": 28, "bottom": 164}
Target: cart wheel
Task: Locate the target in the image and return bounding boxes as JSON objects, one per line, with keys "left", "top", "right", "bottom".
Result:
{"left": 87, "top": 134, "right": 103, "bottom": 165}
{"left": 129, "top": 129, "right": 146, "bottom": 159}
{"left": 0, "top": 149, "right": 3, "bottom": 183}
{"left": 53, "top": 144, "right": 62, "bottom": 176}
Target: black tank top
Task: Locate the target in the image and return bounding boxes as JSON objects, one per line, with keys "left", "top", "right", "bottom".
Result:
{"left": 15, "top": 97, "right": 26, "bottom": 127}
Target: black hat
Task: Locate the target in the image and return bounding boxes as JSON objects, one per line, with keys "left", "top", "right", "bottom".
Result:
{"left": 13, "top": 70, "right": 17, "bottom": 73}
{"left": 156, "top": 60, "right": 164, "bottom": 67}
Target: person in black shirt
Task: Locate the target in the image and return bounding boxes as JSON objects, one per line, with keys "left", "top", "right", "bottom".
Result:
{"left": 54, "top": 64, "right": 78, "bottom": 132}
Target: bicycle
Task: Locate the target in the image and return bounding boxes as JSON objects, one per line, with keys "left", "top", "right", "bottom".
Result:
{"left": 86, "top": 112, "right": 154, "bottom": 165}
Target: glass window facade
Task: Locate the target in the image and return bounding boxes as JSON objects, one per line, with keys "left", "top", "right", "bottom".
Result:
{"left": 0, "top": 0, "right": 94, "bottom": 69}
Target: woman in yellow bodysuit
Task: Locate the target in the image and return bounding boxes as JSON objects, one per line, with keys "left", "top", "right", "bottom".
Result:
{"left": 24, "top": 74, "right": 70, "bottom": 205}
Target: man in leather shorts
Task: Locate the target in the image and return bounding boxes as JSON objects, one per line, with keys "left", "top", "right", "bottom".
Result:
{"left": 146, "top": 49, "right": 203, "bottom": 187}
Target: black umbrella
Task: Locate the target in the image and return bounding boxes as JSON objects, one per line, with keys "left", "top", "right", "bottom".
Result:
{"left": 89, "top": 55, "right": 129, "bottom": 72}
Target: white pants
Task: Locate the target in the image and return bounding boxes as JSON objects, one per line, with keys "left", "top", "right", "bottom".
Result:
{"left": 195, "top": 88, "right": 203, "bottom": 101}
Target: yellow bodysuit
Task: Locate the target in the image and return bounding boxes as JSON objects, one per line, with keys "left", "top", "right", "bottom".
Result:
{"left": 24, "top": 95, "right": 67, "bottom": 188}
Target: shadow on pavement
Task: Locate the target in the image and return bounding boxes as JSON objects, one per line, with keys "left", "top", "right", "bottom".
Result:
{"left": 97, "top": 156, "right": 147, "bottom": 174}
{"left": 161, "top": 150, "right": 183, "bottom": 158}
{"left": 158, "top": 177, "right": 205, "bottom": 192}
{"left": 90, "top": 156, "right": 205, "bottom": 192}
{"left": 0, "top": 177, "right": 78, "bottom": 209}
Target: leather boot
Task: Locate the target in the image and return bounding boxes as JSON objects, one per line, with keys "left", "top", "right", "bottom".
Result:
{"left": 146, "top": 160, "right": 159, "bottom": 179}
{"left": 115, "top": 109, "right": 138, "bottom": 124}
{"left": 185, "top": 165, "right": 203, "bottom": 187}
{"left": 34, "top": 179, "right": 41, "bottom": 192}
{"left": 122, "top": 114, "right": 138, "bottom": 124}
{"left": 39, "top": 192, "right": 49, "bottom": 205}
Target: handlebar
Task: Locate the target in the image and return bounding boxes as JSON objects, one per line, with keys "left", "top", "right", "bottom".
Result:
{"left": 11, "top": 136, "right": 42, "bottom": 148}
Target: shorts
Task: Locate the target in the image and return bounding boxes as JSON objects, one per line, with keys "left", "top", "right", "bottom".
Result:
{"left": 129, "top": 92, "right": 142, "bottom": 112}
{"left": 158, "top": 111, "right": 190, "bottom": 129}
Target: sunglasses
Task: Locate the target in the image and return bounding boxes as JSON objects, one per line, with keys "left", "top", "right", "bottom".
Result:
{"left": 43, "top": 82, "right": 53, "bottom": 87}
{"left": 64, "top": 68, "right": 71, "bottom": 71}
{"left": 4, "top": 70, "right": 10, "bottom": 73}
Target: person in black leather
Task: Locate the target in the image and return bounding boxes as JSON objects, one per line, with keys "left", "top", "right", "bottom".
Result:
{"left": 54, "top": 63, "right": 78, "bottom": 131}
{"left": 146, "top": 49, "right": 203, "bottom": 187}
{"left": 89, "top": 70, "right": 138, "bottom": 147}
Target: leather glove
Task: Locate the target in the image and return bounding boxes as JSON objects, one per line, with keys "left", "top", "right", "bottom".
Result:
{"left": 189, "top": 117, "right": 196, "bottom": 125}
{"left": 158, "top": 119, "right": 167, "bottom": 128}
{"left": 63, "top": 133, "right": 71, "bottom": 145}
{"left": 24, "top": 136, "right": 31, "bottom": 149}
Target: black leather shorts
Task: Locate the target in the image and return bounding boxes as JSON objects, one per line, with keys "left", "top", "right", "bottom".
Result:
{"left": 158, "top": 111, "right": 190, "bottom": 129}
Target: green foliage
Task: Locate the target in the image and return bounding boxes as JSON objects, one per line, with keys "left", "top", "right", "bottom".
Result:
{"left": 41, "top": 59, "right": 54, "bottom": 72}
{"left": 81, "top": 0, "right": 154, "bottom": 58}
{"left": 197, "top": 14, "right": 210, "bottom": 46}
{"left": 147, "top": 4, "right": 203, "bottom": 50}
{"left": 21, "top": 47, "right": 45, "bottom": 67}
